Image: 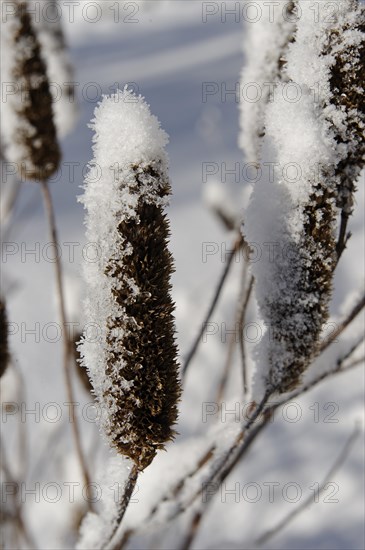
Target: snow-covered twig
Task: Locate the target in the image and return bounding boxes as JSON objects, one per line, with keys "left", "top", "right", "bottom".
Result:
{"left": 182, "top": 336, "right": 364, "bottom": 549}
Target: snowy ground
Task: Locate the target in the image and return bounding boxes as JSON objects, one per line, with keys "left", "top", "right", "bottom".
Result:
{"left": 1, "top": 1, "right": 364, "bottom": 549}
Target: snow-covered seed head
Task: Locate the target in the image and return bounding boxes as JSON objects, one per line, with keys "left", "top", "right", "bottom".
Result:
{"left": 239, "top": 0, "right": 296, "bottom": 163}
{"left": 245, "top": 0, "right": 364, "bottom": 396}
{"left": 0, "top": 299, "right": 10, "bottom": 378}
{"left": 1, "top": 0, "right": 60, "bottom": 181}
{"left": 27, "top": 0, "right": 78, "bottom": 138}
{"left": 79, "top": 89, "right": 181, "bottom": 470}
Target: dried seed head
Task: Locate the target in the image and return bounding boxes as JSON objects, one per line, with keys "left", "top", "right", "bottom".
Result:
{"left": 246, "top": 0, "right": 364, "bottom": 395}
{"left": 0, "top": 299, "right": 10, "bottom": 378}
{"left": 1, "top": 0, "right": 60, "bottom": 181}
{"left": 28, "top": 0, "right": 78, "bottom": 138}
{"left": 80, "top": 89, "right": 181, "bottom": 470}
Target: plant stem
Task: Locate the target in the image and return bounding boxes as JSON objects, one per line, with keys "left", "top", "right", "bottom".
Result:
{"left": 40, "top": 180, "right": 92, "bottom": 509}
{"left": 104, "top": 464, "right": 139, "bottom": 550}
{"left": 182, "top": 233, "right": 243, "bottom": 378}
{"left": 319, "top": 293, "right": 365, "bottom": 353}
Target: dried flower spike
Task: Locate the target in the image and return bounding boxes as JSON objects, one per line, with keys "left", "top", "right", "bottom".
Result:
{"left": 28, "top": 0, "right": 78, "bottom": 138}
{"left": 245, "top": 0, "right": 365, "bottom": 395}
{"left": 0, "top": 0, "right": 60, "bottom": 181}
{"left": 79, "top": 88, "right": 181, "bottom": 470}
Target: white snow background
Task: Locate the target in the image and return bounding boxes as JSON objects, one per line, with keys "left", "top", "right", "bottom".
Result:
{"left": 1, "top": 1, "right": 364, "bottom": 549}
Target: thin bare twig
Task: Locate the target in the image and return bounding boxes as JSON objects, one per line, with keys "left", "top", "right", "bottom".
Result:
{"left": 238, "top": 274, "right": 254, "bottom": 395}
{"left": 256, "top": 426, "right": 360, "bottom": 545}
{"left": 343, "top": 355, "right": 364, "bottom": 370}
{"left": 335, "top": 209, "right": 351, "bottom": 264}
{"left": 177, "top": 392, "right": 271, "bottom": 550}
{"left": 215, "top": 265, "right": 252, "bottom": 403}
{"left": 182, "top": 233, "right": 244, "bottom": 377}
{"left": 288, "top": 336, "right": 365, "bottom": 403}
{"left": 178, "top": 508, "right": 203, "bottom": 550}
{"left": 215, "top": 332, "right": 237, "bottom": 405}
{"left": 40, "top": 180, "right": 92, "bottom": 509}
{"left": 319, "top": 293, "right": 365, "bottom": 354}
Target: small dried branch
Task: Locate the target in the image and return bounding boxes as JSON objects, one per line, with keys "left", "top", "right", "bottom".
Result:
{"left": 255, "top": 426, "right": 360, "bottom": 546}
{"left": 182, "top": 233, "right": 244, "bottom": 377}
{"left": 215, "top": 264, "right": 252, "bottom": 403}
{"left": 271, "top": 335, "right": 364, "bottom": 414}
{"left": 318, "top": 294, "right": 365, "bottom": 353}
{"left": 343, "top": 355, "right": 364, "bottom": 370}
{"left": 40, "top": 180, "right": 93, "bottom": 508}
{"left": 335, "top": 209, "right": 352, "bottom": 264}
{"left": 238, "top": 274, "right": 254, "bottom": 395}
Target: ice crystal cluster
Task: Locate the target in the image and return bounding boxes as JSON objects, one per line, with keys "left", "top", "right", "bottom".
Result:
{"left": 79, "top": 88, "right": 181, "bottom": 470}
{"left": 243, "top": 0, "right": 365, "bottom": 394}
{"left": 0, "top": 0, "right": 60, "bottom": 181}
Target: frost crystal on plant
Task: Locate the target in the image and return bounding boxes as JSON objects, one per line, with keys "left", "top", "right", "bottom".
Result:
{"left": 79, "top": 88, "right": 181, "bottom": 470}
